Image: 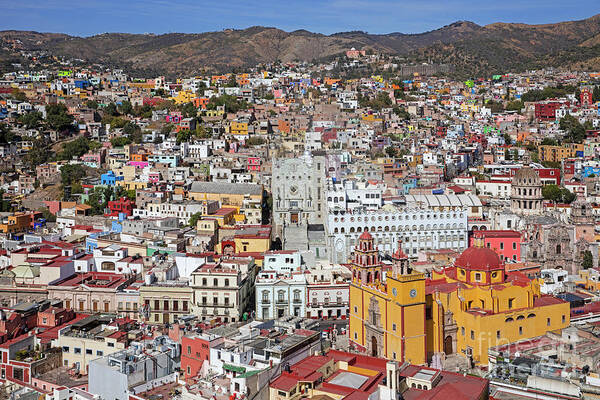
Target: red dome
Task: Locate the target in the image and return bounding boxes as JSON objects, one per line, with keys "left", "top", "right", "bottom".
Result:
{"left": 455, "top": 246, "right": 503, "bottom": 271}
{"left": 359, "top": 231, "right": 373, "bottom": 240}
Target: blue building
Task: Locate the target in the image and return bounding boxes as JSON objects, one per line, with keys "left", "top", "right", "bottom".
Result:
{"left": 101, "top": 171, "right": 124, "bottom": 186}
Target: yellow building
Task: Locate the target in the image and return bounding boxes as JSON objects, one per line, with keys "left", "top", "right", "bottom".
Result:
{"left": 230, "top": 120, "right": 249, "bottom": 136}
{"left": 538, "top": 143, "right": 584, "bottom": 163}
{"left": 170, "top": 90, "right": 197, "bottom": 105}
{"left": 349, "top": 235, "right": 571, "bottom": 367}
{"left": 139, "top": 283, "right": 193, "bottom": 325}
{"left": 349, "top": 233, "right": 427, "bottom": 365}
{"left": 188, "top": 181, "right": 263, "bottom": 209}
{"left": 427, "top": 237, "right": 570, "bottom": 365}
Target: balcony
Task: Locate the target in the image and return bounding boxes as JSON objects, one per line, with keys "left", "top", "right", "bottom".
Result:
{"left": 293, "top": 299, "right": 302, "bottom": 304}
{"left": 261, "top": 299, "right": 271, "bottom": 304}
{"left": 276, "top": 299, "right": 288, "bottom": 304}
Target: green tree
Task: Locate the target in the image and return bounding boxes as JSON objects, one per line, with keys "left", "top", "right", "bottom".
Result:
{"left": 58, "top": 137, "right": 91, "bottom": 160}
{"left": 0, "top": 123, "right": 16, "bottom": 144}
{"left": 11, "top": 88, "right": 27, "bottom": 101}
{"left": 104, "top": 102, "right": 119, "bottom": 117}
{"left": 18, "top": 111, "right": 43, "bottom": 129}
{"left": 582, "top": 250, "right": 594, "bottom": 269}
{"left": 385, "top": 146, "right": 397, "bottom": 158}
{"left": 541, "top": 138, "right": 558, "bottom": 146}
{"left": 188, "top": 212, "right": 203, "bottom": 227}
{"left": 181, "top": 102, "right": 198, "bottom": 118}
{"left": 505, "top": 100, "right": 523, "bottom": 112}
{"left": 86, "top": 100, "right": 99, "bottom": 110}
{"left": 111, "top": 136, "right": 132, "bottom": 147}
{"left": 225, "top": 75, "right": 238, "bottom": 88}
{"left": 119, "top": 100, "right": 133, "bottom": 115}
{"left": 176, "top": 129, "right": 192, "bottom": 144}
{"left": 504, "top": 149, "right": 512, "bottom": 161}
{"left": 46, "top": 103, "right": 74, "bottom": 132}
{"left": 60, "top": 164, "right": 86, "bottom": 186}
{"left": 542, "top": 184, "right": 562, "bottom": 203}
{"left": 24, "top": 139, "right": 51, "bottom": 168}
{"left": 560, "top": 114, "right": 585, "bottom": 143}
{"left": 206, "top": 95, "right": 249, "bottom": 113}
{"left": 593, "top": 86, "right": 600, "bottom": 103}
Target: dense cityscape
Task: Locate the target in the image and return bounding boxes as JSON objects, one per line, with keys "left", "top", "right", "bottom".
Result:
{"left": 1, "top": 11, "right": 600, "bottom": 400}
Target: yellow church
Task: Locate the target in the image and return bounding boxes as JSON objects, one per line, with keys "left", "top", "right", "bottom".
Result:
{"left": 349, "top": 233, "right": 571, "bottom": 366}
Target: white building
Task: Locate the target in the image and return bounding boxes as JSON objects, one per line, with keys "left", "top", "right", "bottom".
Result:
{"left": 327, "top": 206, "right": 468, "bottom": 263}
{"left": 255, "top": 271, "right": 308, "bottom": 320}
{"left": 306, "top": 263, "right": 350, "bottom": 319}
{"left": 475, "top": 180, "right": 512, "bottom": 199}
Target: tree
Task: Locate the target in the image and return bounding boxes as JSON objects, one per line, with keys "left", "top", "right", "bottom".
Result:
{"left": 505, "top": 100, "right": 523, "bottom": 113}
{"left": 181, "top": 102, "right": 198, "bottom": 118}
{"left": 542, "top": 184, "right": 575, "bottom": 204}
{"left": 504, "top": 149, "right": 512, "bottom": 161}
{"left": 542, "top": 184, "right": 562, "bottom": 203}
{"left": 206, "top": 94, "right": 249, "bottom": 113}
{"left": 176, "top": 129, "right": 192, "bottom": 144}
{"left": 393, "top": 106, "right": 410, "bottom": 120}
{"left": 582, "top": 250, "right": 594, "bottom": 269}
{"left": 46, "top": 104, "right": 74, "bottom": 132}
{"left": 541, "top": 138, "right": 558, "bottom": 146}
{"left": 86, "top": 100, "right": 99, "bottom": 110}
{"left": 560, "top": 114, "right": 585, "bottom": 143}
{"left": 119, "top": 100, "right": 133, "bottom": 115}
{"left": 188, "top": 212, "right": 203, "bottom": 227}
{"left": 104, "top": 102, "right": 119, "bottom": 117}
{"left": 225, "top": 74, "right": 238, "bottom": 87}
{"left": 385, "top": 146, "right": 397, "bottom": 158}
{"left": 58, "top": 137, "right": 91, "bottom": 160}
{"left": 11, "top": 88, "right": 27, "bottom": 102}
{"left": 111, "top": 137, "right": 132, "bottom": 147}
{"left": 60, "top": 164, "right": 86, "bottom": 186}
{"left": 593, "top": 86, "right": 600, "bottom": 103}
{"left": 0, "top": 123, "right": 16, "bottom": 144}
{"left": 18, "top": 111, "right": 43, "bottom": 129}
{"left": 24, "top": 139, "right": 51, "bottom": 169}
{"left": 503, "top": 133, "right": 512, "bottom": 145}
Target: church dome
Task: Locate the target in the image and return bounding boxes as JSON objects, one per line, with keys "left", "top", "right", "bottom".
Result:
{"left": 359, "top": 231, "right": 373, "bottom": 240}
{"left": 455, "top": 246, "right": 503, "bottom": 271}
{"left": 512, "top": 167, "right": 541, "bottom": 187}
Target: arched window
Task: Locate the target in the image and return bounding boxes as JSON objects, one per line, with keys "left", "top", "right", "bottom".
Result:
{"left": 505, "top": 317, "right": 514, "bottom": 323}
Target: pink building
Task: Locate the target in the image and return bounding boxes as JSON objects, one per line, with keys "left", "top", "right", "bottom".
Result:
{"left": 469, "top": 230, "right": 521, "bottom": 262}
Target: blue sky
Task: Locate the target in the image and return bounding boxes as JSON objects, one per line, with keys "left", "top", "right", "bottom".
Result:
{"left": 0, "top": 0, "right": 598, "bottom": 36}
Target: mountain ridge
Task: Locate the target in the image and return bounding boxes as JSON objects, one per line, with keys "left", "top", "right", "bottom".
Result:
{"left": 1, "top": 14, "right": 600, "bottom": 77}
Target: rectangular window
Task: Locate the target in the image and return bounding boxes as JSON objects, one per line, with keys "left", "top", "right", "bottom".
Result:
{"left": 62, "top": 346, "right": 69, "bottom": 353}
{"left": 470, "top": 330, "right": 474, "bottom": 340}
{"left": 74, "top": 348, "right": 81, "bottom": 354}
{"left": 107, "top": 342, "right": 115, "bottom": 348}
{"left": 496, "top": 330, "right": 501, "bottom": 339}
{"left": 547, "top": 317, "right": 551, "bottom": 326}
{"left": 562, "top": 315, "right": 566, "bottom": 323}
{"left": 461, "top": 327, "right": 465, "bottom": 336}
{"left": 519, "top": 326, "right": 523, "bottom": 335}
{"left": 86, "top": 349, "right": 92, "bottom": 355}
{"left": 508, "top": 298, "right": 514, "bottom": 309}
{"left": 392, "top": 323, "right": 397, "bottom": 331}
{"left": 97, "top": 350, "right": 103, "bottom": 356}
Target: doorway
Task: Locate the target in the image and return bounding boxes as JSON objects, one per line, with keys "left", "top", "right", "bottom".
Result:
{"left": 371, "top": 336, "right": 378, "bottom": 357}
{"left": 444, "top": 335, "right": 453, "bottom": 354}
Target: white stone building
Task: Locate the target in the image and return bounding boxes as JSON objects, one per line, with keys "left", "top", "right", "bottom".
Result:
{"left": 255, "top": 271, "right": 308, "bottom": 320}
{"left": 327, "top": 206, "right": 468, "bottom": 264}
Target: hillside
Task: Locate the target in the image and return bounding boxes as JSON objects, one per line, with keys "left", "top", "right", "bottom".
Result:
{"left": 1, "top": 14, "right": 600, "bottom": 77}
